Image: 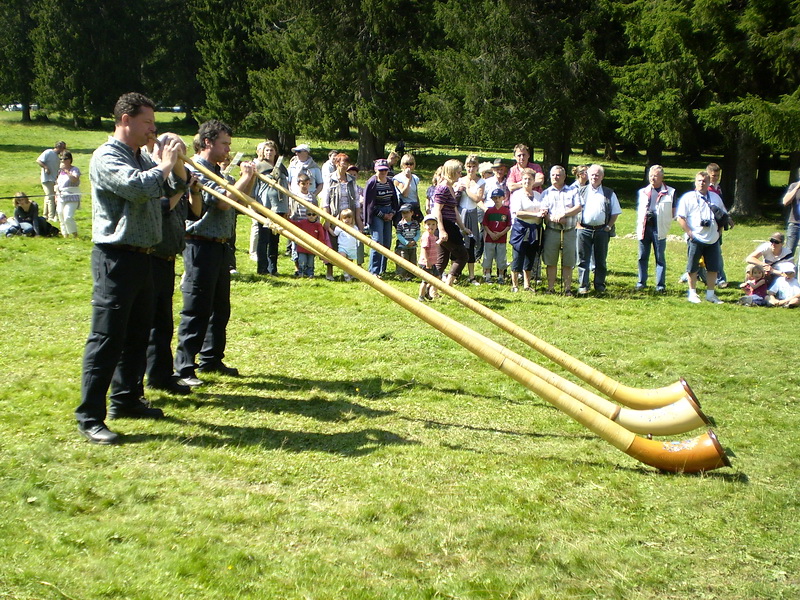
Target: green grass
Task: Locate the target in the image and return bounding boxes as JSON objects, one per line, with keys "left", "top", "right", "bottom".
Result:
{"left": 0, "top": 112, "right": 799, "bottom": 599}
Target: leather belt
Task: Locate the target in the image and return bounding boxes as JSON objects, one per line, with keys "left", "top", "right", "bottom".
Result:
{"left": 580, "top": 223, "right": 606, "bottom": 231}
{"left": 106, "top": 243, "right": 154, "bottom": 255}
{"left": 186, "top": 234, "right": 229, "bottom": 244}
{"left": 153, "top": 254, "right": 176, "bottom": 262}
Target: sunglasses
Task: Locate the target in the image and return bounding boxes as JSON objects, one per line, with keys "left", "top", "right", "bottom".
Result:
{"left": 769, "top": 239, "right": 782, "bottom": 244}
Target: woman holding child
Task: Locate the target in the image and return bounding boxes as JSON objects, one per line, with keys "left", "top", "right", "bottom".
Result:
{"left": 432, "top": 159, "right": 472, "bottom": 286}
{"left": 746, "top": 232, "right": 793, "bottom": 280}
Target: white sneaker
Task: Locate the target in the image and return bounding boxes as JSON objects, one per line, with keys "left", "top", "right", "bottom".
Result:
{"left": 706, "top": 293, "right": 723, "bottom": 304}
{"left": 687, "top": 293, "right": 701, "bottom": 304}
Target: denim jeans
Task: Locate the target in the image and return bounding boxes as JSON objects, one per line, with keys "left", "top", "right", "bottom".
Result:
{"left": 369, "top": 214, "right": 393, "bottom": 275}
{"left": 297, "top": 253, "right": 315, "bottom": 277}
{"left": 577, "top": 228, "right": 610, "bottom": 291}
{"left": 637, "top": 224, "right": 666, "bottom": 289}
{"left": 787, "top": 222, "right": 800, "bottom": 263}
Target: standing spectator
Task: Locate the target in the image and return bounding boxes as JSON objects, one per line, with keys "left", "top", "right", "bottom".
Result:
{"left": 37, "top": 140, "right": 66, "bottom": 221}
{"left": 635, "top": 165, "right": 675, "bottom": 292}
{"left": 433, "top": 159, "right": 472, "bottom": 286}
{"left": 508, "top": 169, "right": 547, "bottom": 292}
{"left": 707, "top": 163, "right": 729, "bottom": 288}
{"left": 541, "top": 166, "right": 582, "bottom": 295}
{"left": 484, "top": 158, "right": 510, "bottom": 207}
{"left": 426, "top": 167, "right": 443, "bottom": 214}
{"left": 481, "top": 188, "right": 511, "bottom": 284}
{"left": 254, "top": 140, "right": 289, "bottom": 275}
{"left": 288, "top": 144, "right": 324, "bottom": 198}
{"left": 364, "top": 158, "right": 400, "bottom": 276}
{"left": 56, "top": 151, "right": 81, "bottom": 238}
{"left": 323, "top": 153, "right": 364, "bottom": 277}
{"left": 508, "top": 143, "right": 544, "bottom": 193}
{"left": 393, "top": 154, "right": 423, "bottom": 222}
{"left": 571, "top": 165, "right": 589, "bottom": 188}
{"left": 75, "top": 92, "right": 187, "bottom": 444}
{"left": 320, "top": 150, "right": 340, "bottom": 179}
{"left": 395, "top": 204, "right": 420, "bottom": 280}
{"left": 290, "top": 207, "right": 328, "bottom": 278}
{"left": 418, "top": 214, "right": 440, "bottom": 301}
{"left": 458, "top": 155, "right": 486, "bottom": 284}
{"left": 782, "top": 179, "right": 800, "bottom": 259}
{"left": 576, "top": 165, "right": 621, "bottom": 295}
{"left": 676, "top": 171, "right": 730, "bottom": 304}
{"left": 174, "top": 120, "right": 257, "bottom": 387}
{"left": 332, "top": 209, "right": 359, "bottom": 281}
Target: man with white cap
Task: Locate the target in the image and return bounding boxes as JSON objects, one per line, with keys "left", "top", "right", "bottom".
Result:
{"left": 288, "top": 143, "right": 323, "bottom": 199}
{"left": 767, "top": 261, "right": 800, "bottom": 307}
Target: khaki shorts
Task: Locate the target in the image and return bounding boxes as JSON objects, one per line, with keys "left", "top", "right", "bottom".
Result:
{"left": 542, "top": 227, "right": 577, "bottom": 267}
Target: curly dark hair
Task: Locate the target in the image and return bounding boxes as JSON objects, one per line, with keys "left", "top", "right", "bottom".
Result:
{"left": 197, "top": 119, "right": 233, "bottom": 151}
{"left": 113, "top": 92, "right": 156, "bottom": 124}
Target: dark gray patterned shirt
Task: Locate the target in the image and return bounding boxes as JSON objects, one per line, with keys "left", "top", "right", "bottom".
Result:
{"left": 90, "top": 137, "right": 184, "bottom": 247}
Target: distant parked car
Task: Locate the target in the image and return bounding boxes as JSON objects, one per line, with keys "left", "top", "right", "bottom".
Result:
{"left": 4, "top": 103, "right": 23, "bottom": 111}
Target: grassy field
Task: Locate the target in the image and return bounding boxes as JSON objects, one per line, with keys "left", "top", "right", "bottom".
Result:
{"left": 0, "top": 112, "right": 798, "bottom": 599}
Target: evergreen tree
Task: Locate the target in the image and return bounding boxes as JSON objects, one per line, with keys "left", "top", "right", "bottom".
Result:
{"left": 0, "top": 0, "right": 36, "bottom": 121}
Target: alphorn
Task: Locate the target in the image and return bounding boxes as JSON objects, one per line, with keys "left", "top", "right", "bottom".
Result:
{"left": 186, "top": 157, "right": 730, "bottom": 472}
{"left": 207, "top": 160, "right": 707, "bottom": 433}
{"left": 251, "top": 167, "right": 695, "bottom": 410}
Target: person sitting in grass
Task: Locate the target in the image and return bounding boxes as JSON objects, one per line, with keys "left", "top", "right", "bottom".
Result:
{"left": 767, "top": 261, "right": 800, "bottom": 307}
{"left": 737, "top": 264, "right": 768, "bottom": 306}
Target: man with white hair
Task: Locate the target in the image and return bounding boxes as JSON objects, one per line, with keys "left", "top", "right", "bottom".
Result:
{"left": 576, "top": 164, "right": 621, "bottom": 295}
{"left": 635, "top": 165, "right": 675, "bottom": 292}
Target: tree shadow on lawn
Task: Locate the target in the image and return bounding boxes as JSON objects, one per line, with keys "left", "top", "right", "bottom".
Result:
{"left": 123, "top": 422, "right": 418, "bottom": 456}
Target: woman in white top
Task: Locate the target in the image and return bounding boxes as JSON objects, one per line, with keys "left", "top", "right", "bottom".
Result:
{"left": 56, "top": 151, "right": 81, "bottom": 238}
{"left": 457, "top": 154, "right": 486, "bottom": 284}
{"left": 508, "top": 168, "right": 547, "bottom": 292}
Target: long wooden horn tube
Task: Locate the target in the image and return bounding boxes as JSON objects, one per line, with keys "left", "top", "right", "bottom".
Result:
{"left": 206, "top": 181, "right": 705, "bottom": 436}
{"left": 191, "top": 171, "right": 730, "bottom": 472}
{"left": 249, "top": 168, "right": 695, "bottom": 410}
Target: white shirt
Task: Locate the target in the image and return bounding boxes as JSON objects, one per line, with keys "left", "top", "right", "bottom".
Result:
{"left": 676, "top": 190, "right": 725, "bottom": 244}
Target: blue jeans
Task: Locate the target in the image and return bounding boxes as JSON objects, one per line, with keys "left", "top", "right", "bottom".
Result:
{"left": 369, "top": 214, "right": 393, "bottom": 275}
{"left": 577, "top": 228, "right": 610, "bottom": 291}
{"left": 787, "top": 222, "right": 800, "bottom": 263}
{"left": 297, "top": 253, "right": 315, "bottom": 277}
{"left": 637, "top": 224, "right": 666, "bottom": 289}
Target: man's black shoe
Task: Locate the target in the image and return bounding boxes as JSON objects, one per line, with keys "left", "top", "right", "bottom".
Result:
{"left": 176, "top": 375, "right": 204, "bottom": 387}
{"left": 147, "top": 378, "right": 192, "bottom": 395}
{"left": 78, "top": 422, "right": 120, "bottom": 445}
{"left": 108, "top": 399, "right": 165, "bottom": 420}
{"left": 197, "top": 363, "right": 240, "bottom": 377}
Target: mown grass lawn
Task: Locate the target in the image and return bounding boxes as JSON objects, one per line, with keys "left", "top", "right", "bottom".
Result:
{"left": 0, "top": 113, "right": 798, "bottom": 599}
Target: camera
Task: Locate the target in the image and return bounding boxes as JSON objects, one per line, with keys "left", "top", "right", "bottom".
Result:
{"left": 700, "top": 219, "right": 712, "bottom": 227}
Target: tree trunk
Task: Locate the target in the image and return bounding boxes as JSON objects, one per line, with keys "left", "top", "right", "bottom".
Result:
{"left": 788, "top": 151, "right": 800, "bottom": 184}
{"left": 603, "top": 142, "right": 618, "bottom": 162}
{"left": 22, "top": 104, "right": 31, "bottom": 122}
{"left": 278, "top": 132, "right": 296, "bottom": 157}
{"left": 582, "top": 142, "right": 598, "bottom": 156}
{"left": 337, "top": 114, "right": 350, "bottom": 139}
{"left": 731, "top": 127, "right": 759, "bottom": 217}
{"left": 645, "top": 138, "right": 664, "bottom": 183}
{"left": 357, "top": 124, "right": 382, "bottom": 171}
{"left": 756, "top": 147, "right": 771, "bottom": 194}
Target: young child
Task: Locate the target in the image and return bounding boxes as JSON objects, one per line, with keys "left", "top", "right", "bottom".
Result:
{"left": 395, "top": 204, "right": 420, "bottom": 280}
{"left": 418, "top": 214, "right": 440, "bottom": 301}
{"left": 767, "top": 262, "right": 800, "bottom": 307}
{"left": 737, "top": 264, "right": 768, "bottom": 306}
{"left": 289, "top": 173, "right": 317, "bottom": 273}
{"left": 290, "top": 204, "right": 328, "bottom": 278}
{"left": 482, "top": 187, "right": 511, "bottom": 284}
{"left": 332, "top": 208, "right": 359, "bottom": 281}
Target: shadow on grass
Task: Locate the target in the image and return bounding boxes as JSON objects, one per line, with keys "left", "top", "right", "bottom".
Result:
{"left": 122, "top": 422, "right": 417, "bottom": 456}
{"left": 400, "top": 416, "right": 595, "bottom": 441}
{"left": 158, "top": 373, "right": 404, "bottom": 420}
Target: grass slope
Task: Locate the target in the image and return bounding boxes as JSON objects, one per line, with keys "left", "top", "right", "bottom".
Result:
{"left": 0, "top": 113, "right": 798, "bottom": 599}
